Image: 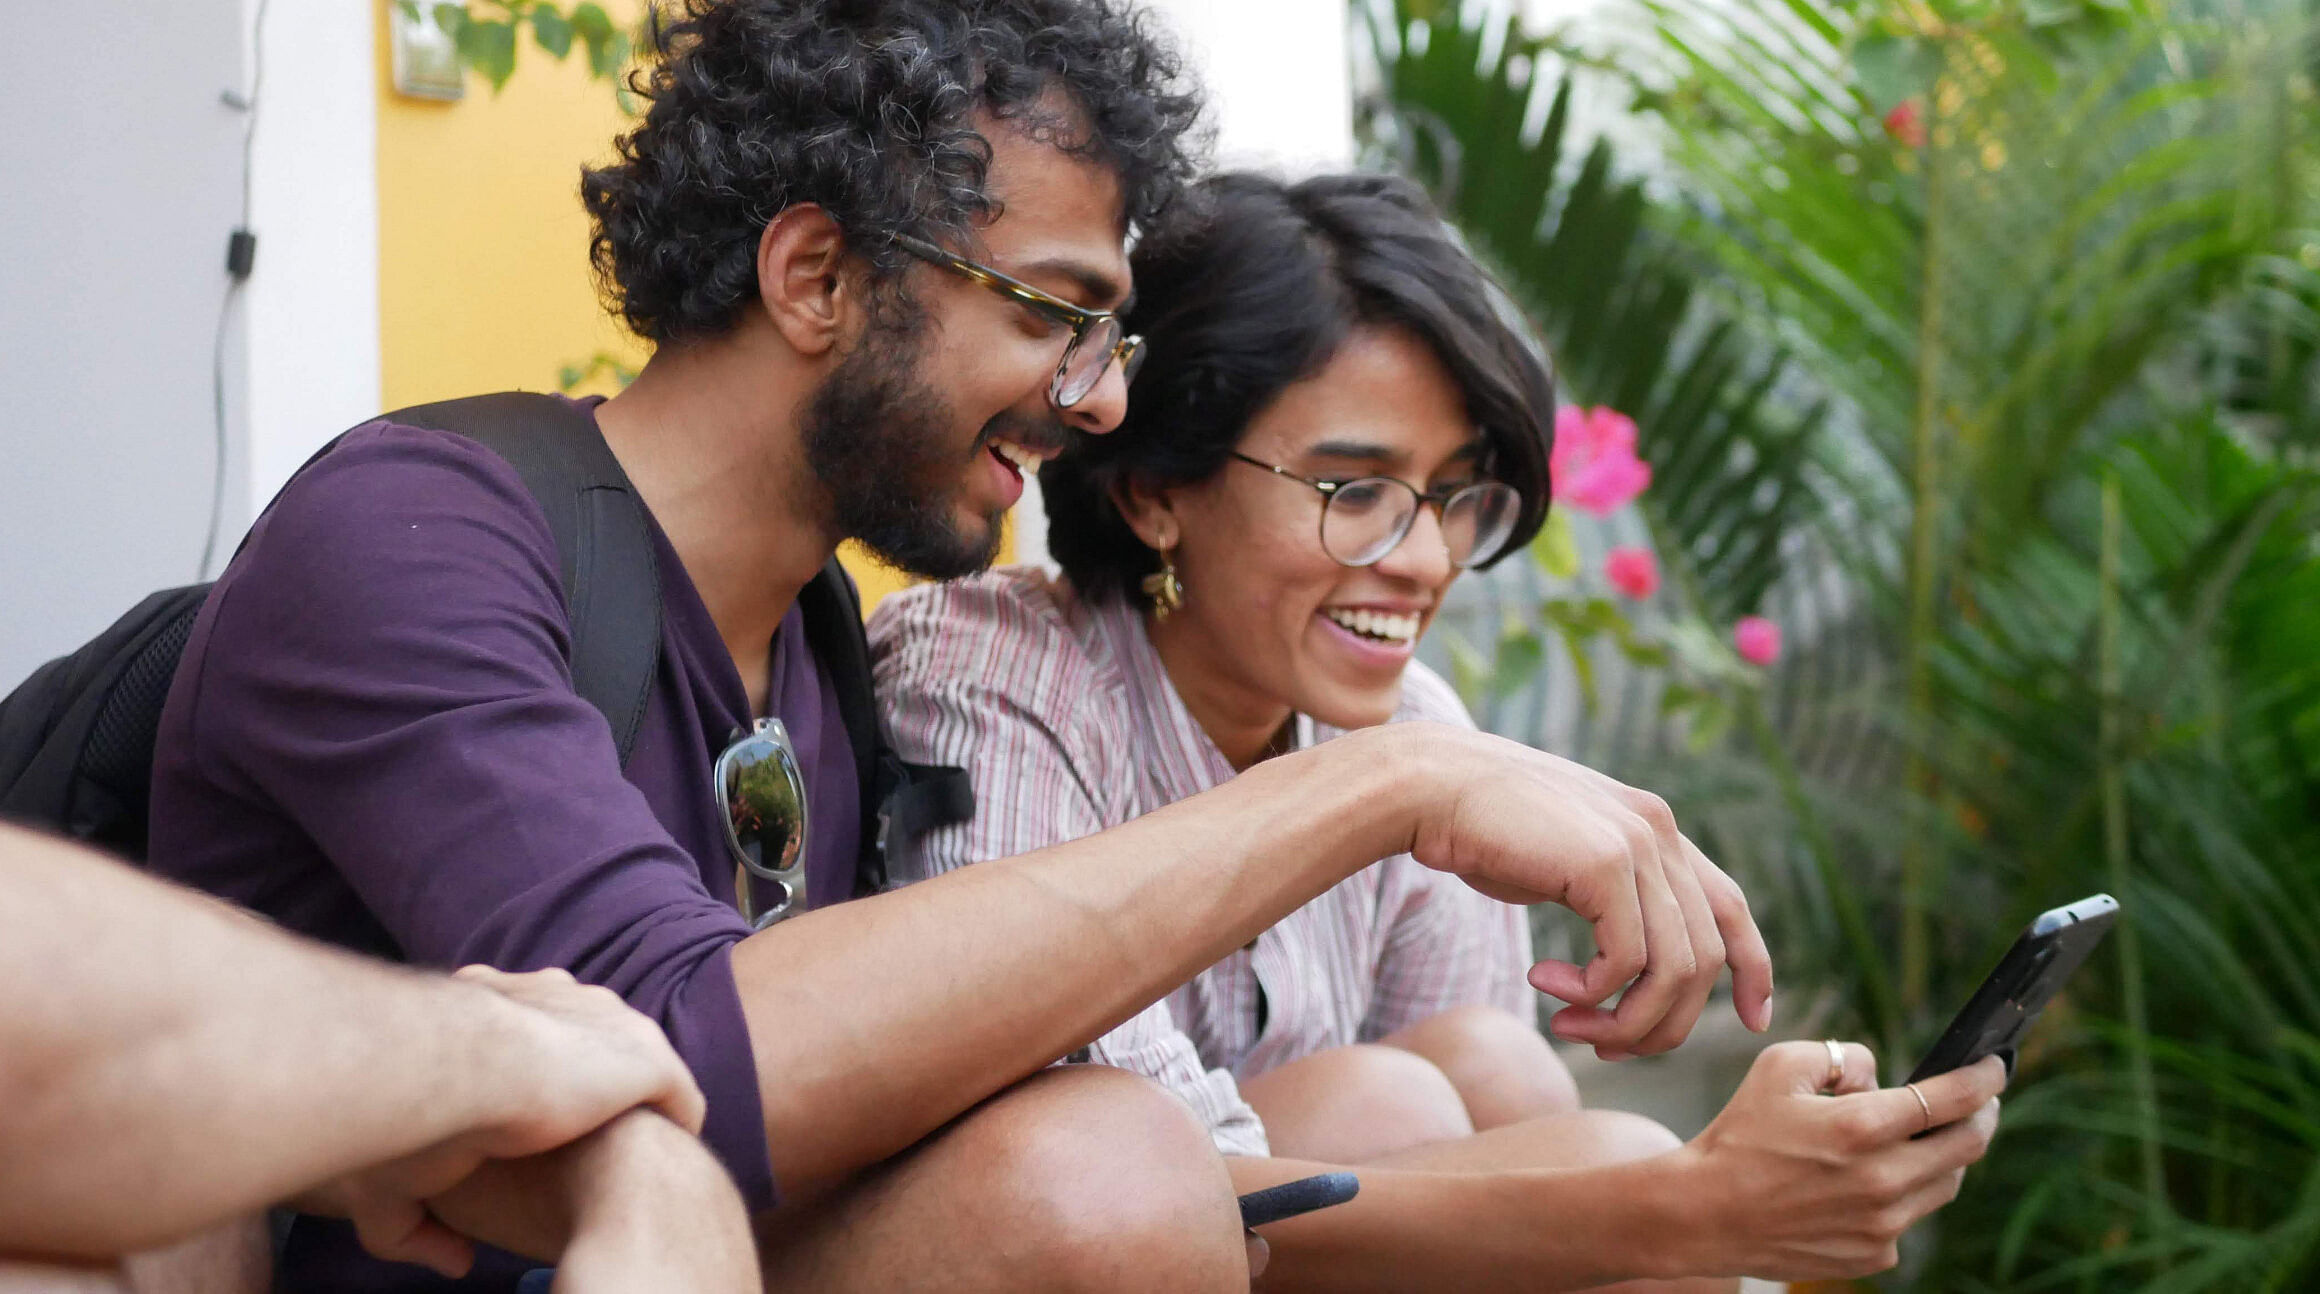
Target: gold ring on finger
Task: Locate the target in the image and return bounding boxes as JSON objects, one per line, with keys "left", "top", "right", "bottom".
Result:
{"left": 1905, "top": 1081, "right": 1934, "bottom": 1133}
{"left": 1822, "top": 1038, "right": 1846, "bottom": 1090}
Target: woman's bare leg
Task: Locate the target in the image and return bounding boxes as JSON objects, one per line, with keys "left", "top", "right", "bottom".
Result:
{"left": 1240, "top": 1043, "right": 1475, "bottom": 1163}
{"left": 1378, "top": 1005, "right": 1580, "bottom": 1131}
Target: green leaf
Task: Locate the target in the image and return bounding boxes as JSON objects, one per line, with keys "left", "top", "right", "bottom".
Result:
{"left": 1445, "top": 631, "right": 1492, "bottom": 711}
{"left": 1849, "top": 32, "right": 1935, "bottom": 110}
{"left": 1529, "top": 509, "right": 1580, "bottom": 581}
{"left": 1494, "top": 628, "right": 1545, "bottom": 698}
{"left": 431, "top": 2, "right": 467, "bottom": 37}
{"left": 567, "top": 0, "right": 613, "bottom": 42}
{"left": 396, "top": 0, "right": 422, "bottom": 23}
{"left": 589, "top": 30, "right": 631, "bottom": 81}
{"left": 531, "top": 4, "right": 573, "bottom": 59}
{"left": 455, "top": 18, "right": 518, "bottom": 90}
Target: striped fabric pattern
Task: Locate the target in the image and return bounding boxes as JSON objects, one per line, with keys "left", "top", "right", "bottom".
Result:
{"left": 868, "top": 566, "right": 1534, "bottom": 1156}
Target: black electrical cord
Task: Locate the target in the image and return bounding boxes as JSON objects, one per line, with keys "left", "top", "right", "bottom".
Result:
{"left": 202, "top": 0, "right": 272, "bottom": 580}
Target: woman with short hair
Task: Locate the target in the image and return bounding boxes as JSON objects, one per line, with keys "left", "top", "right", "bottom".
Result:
{"left": 869, "top": 171, "right": 2001, "bottom": 1290}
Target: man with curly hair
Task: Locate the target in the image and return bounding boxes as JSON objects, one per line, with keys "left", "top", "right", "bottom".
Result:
{"left": 144, "top": 1, "right": 1780, "bottom": 1289}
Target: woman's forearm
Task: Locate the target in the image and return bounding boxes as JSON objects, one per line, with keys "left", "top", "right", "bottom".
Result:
{"left": 1227, "top": 1153, "right": 1698, "bottom": 1292}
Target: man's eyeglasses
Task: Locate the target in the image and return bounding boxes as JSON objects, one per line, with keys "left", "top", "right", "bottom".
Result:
{"left": 715, "top": 717, "right": 809, "bottom": 929}
{"left": 891, "top": 233, "right": 1144, "bottom": 409}
{"left": 1228, "top": 451, "right": 1522, "bottom": 569}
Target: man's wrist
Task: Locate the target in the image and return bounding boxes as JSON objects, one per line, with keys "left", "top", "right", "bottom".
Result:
{"left": 1286, "top": 721, "right": 1447, "bottom": 868}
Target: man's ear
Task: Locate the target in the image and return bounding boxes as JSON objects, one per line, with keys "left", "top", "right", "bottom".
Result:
{"left": 754, "top": 204, "right": 862, "bottom": 358}
{"left": 1109, "top": 476, "right": 1181, "bottom": 551}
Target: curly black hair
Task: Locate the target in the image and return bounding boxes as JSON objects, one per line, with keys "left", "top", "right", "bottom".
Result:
{"left": 1043, "top": 171, "right": 1558, "bottom": 609}
{"left": 580, "top": 0, "right": 1206, "bottom": 343}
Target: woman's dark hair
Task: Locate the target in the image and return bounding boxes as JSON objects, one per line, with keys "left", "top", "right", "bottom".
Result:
{"left": 581, "top": 0, "right": 1205, "bottom": 343}
{"left": 1043, "top": 171, "right": 1557, "bottom": 608}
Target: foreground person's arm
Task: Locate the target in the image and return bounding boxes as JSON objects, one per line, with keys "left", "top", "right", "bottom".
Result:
{"left": 1226, "top": 1045, "right": 2008, "bottom": 1289}
{"left": 418, "top": 1109, "right": 757, "bottom": 1292}
{"left": 736, "top": 720, "right": 1777, "bottom": 1198}
{"left": 0, "top": 826, "right": 714, "bottom": 1266}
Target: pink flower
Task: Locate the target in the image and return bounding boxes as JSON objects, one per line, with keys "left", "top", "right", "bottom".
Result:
{"left": 1734, "top": 616, "right": 1782, "bottom": 666}
{"left": 1884, "top": 98, "right": 1927, "bottom": 150}
{"left": 1551, "top": 406, "right": 1652, "bottom": 516}
{"left": 1604, "top": 547, "right": 1660, "bottom": 600}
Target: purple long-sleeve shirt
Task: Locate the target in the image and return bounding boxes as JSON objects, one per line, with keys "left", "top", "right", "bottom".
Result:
{"left": 148, "top": 411, "right": 857, "bottom": 1290}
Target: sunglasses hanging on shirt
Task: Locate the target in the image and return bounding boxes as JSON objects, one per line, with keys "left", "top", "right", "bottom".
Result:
{"left": 715, "top": 717, "right": 811, "bottom": 928}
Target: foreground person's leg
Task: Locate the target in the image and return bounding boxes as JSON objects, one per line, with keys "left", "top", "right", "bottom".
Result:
{"left": 1378, "top": 1005, "right": 1582, "bottom": 1131}
{"left": 757, "top": 1065, "right": 1247, "bottom": 1292}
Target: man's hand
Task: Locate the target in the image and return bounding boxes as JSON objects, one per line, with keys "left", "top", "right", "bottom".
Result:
{"left": 1669, "top": 1042, "right": 2006, "bottom": 1280}
{"left": 545, "top": 1110, "right": 758, "bottom": 1293}
{"left": 1379, "top": 723, "right": 1774, "bottom": 1058}
{"left": 293, "top": 966, "right": 707, "bottom": 1276}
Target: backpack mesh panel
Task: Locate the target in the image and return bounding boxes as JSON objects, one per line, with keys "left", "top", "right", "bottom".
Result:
{"left": 81, "top": 605, "right": 198, "bottom": 799}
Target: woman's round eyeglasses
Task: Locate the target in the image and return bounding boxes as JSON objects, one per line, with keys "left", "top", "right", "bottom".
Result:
{"left": 1229, "top": 452, "right": 1522, "bottom": 569}
{"left": 892, "top": 233, "right": 1144, "bottom": 409}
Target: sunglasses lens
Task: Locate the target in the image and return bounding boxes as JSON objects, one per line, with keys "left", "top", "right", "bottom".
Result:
{"left": 716, "top": 719, "right": 809, "bottom": 925}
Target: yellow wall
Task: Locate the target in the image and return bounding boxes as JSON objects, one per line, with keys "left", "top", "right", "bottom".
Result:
{"left": 370, "top": 0, "right": 926, "bottom": 609}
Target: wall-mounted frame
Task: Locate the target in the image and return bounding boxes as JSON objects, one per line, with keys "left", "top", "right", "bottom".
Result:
{"left": 390, "top": 2, "right": 466, "bottom": 101}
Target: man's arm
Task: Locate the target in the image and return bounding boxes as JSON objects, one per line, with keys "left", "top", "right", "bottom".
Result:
{"left": 737, "top": 720, "right": 1777, "bottom": 1198}
{"left": 0, "top": 825, "right": 732, "bottom": 1278}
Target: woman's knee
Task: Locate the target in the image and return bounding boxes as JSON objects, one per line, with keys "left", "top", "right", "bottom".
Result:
{"left": 1383, "top": 1004, "right": 1581, "bottom": 1126}
{"left": 1243, "top": 1042, "right": 1476, "bottom": 1163}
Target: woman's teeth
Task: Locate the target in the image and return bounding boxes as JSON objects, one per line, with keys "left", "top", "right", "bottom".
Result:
{"left": 990, "top": 439, "right": 1041, "bottom": 475}
{"left": 1324, "top": 608, "right": 1420, "bottom": 643}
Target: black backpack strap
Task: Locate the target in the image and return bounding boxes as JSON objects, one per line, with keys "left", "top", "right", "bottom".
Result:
{"left": 797, "top": 561, "right": 972, "bottom": 896}
{"left": 382, "top": 394, "right": 662, "bottom": 767}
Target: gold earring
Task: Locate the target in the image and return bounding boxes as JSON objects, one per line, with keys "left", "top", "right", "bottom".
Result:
{"left": 1140, "top": 547, "right": 1183, "bottom": 619}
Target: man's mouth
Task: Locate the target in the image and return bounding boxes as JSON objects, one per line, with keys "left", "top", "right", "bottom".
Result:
{"left": 988, "top": 438, "right": 1045, "bottom": 477}
{"left": 1322, "top": 608, "right": 1422, "bottom": 644}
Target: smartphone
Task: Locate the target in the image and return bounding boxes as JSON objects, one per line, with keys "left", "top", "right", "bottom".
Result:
{"left": 1905, "top": 892, "right": 2118, "bottom": 1086}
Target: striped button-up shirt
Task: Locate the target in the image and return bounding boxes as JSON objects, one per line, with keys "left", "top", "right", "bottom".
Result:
{"left": 868, "top": 567, "right": 1533, "bottom": 1155}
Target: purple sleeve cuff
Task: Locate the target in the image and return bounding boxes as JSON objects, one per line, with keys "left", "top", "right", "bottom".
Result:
{"left": 660, "top": 941, "right": 777, "bottom": 1212}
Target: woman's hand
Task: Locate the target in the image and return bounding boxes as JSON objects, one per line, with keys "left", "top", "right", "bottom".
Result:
{"left": 1670, "top": 1041, "right": 2006, "bottom": 1280}
{"left": 1378, "top": 723, "right": 1774, "bottom": 1058}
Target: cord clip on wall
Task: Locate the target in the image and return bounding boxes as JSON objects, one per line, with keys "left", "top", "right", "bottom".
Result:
{"left": 225, "top": 230, "right": 257, "bottom": 282}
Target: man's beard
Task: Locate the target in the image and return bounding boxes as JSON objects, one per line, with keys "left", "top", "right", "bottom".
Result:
{"left": 801, "top": 313, "right": 1004, "bottom": 581}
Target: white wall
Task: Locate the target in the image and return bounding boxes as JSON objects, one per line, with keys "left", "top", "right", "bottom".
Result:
{"left": 0, "top": 0, "right": 379, "bottom": 687}
{"left": 243, "top": 0, "right": 382, "bottom": 514}
{"left": 0, "top": 0, "right": 252, "bottom": 684}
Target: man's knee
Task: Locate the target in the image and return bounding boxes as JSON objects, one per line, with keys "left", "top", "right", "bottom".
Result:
{"left": 955, "top": 1066, "right": 1245, "bottom": 1291}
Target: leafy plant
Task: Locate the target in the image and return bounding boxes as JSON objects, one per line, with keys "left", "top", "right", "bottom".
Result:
{"left": 394, "top": 0, "right": 633, "bottom": 93}
{"left": 1369, "top": 0, "right": 2320, "bottom": 1285}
